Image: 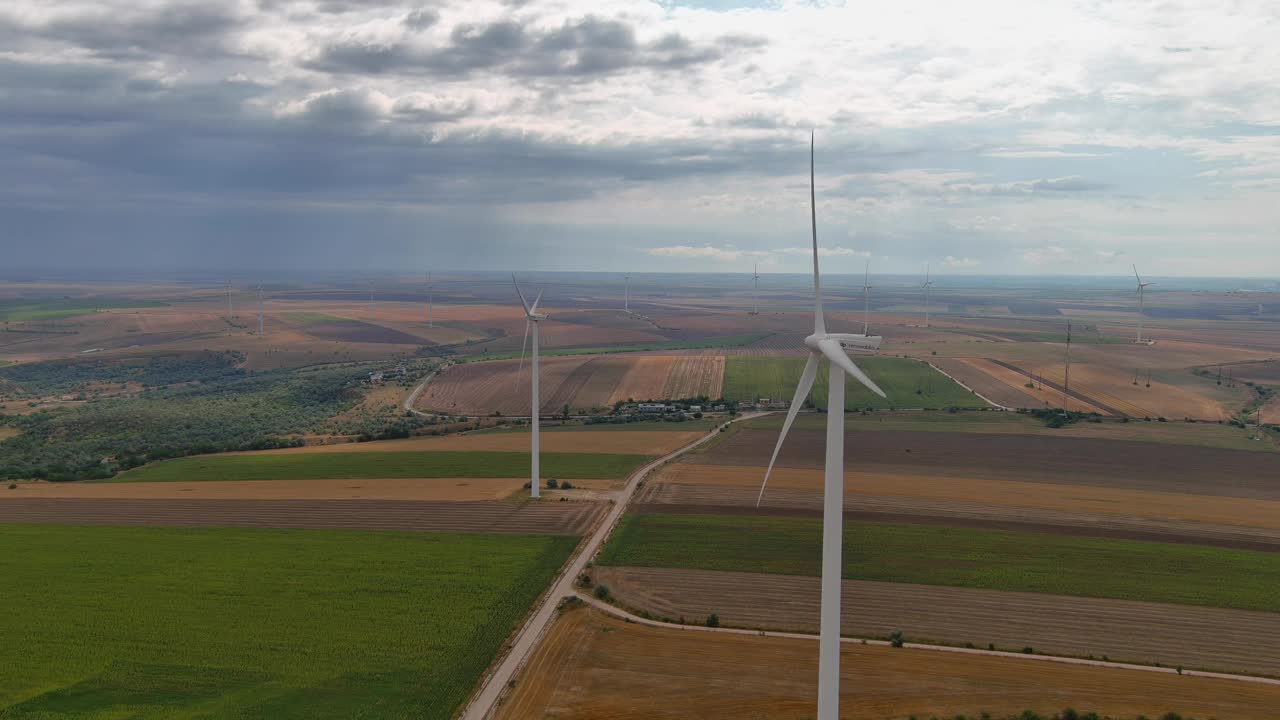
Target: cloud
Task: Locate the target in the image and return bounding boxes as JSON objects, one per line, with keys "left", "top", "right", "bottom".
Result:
{"left": 775, "top": 246, "right": 870, "bottom": 258}
{"left": 942, "top": 255, "right": 979, "bottom": 268}
{"left": 645, "top": 245, "right": 767, "bottom": 262}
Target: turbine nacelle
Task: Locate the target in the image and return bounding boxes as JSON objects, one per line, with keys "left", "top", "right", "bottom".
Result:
{"left": 805, "top": 332, "right": 882, "bottom": 355}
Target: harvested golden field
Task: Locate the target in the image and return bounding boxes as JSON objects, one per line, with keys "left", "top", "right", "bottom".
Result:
{"left": 417, "top": 356, "right": 590, "bottom": 415}
{"left": 653, "top": 464, "right": 1280, "bottom": 532}
{"left": 960, "top": 358, "right": 1108, "bottom": 413}
{"left": 496, "top": 606, "right": 1280, "bottom": 720}
{"left": 591, "top": 567, "right": 1280, "bottom": 676}
{"left": 661, "top": 354, "right": 725, "bottom": 399}
{"left": 607, "top": 355, "right": 678, "bottom": 404}
{"left": 928, "top": 358, "right": 1040, "bottom": 408}
{"left": 2, "top": 477, "right": 527, "bottom": 501}
{"left": 241, "top": 429, "right": 704, "bottom": 456}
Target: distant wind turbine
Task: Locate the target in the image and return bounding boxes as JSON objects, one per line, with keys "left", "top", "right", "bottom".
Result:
{"left": 1133, "top": 265, "right": 1153, "bottom": 344}
{"left": 755, "top": 133, "right": 886, "bottom": 720}
{"left": 921, "top": 264, "right": 935, "bottom": 328}
{"left": 624, "top": 273, "right": 631, "bottom": 315}
{"left": 514, "top": 275, "right": 546, "bottom": 499}
{"left": 750, "top": 264, "right": 761, "bottom": 315}
{"left": 426, "top": 272, "right": 434, "bottom": 328}
{"left": 257, "top": 284, "right": 264, "bottom": 335}
{"left": 861, "top": 260, "right": 873, "bottom": 335}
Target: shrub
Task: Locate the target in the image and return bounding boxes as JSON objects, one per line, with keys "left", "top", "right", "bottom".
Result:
{"left": 706, "top": 613, "right": 719, "bottom": 628}
{"left": 546, "top": 478, "right": 559, "bottom": 489}
{"left": 889, "top": 629, "right": 904, "bottom": 648}
{"left": 560, "top": 481, "right": 575, "bottom": 490}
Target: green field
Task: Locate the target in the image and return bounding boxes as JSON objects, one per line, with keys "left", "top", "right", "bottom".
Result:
{"left": 721, "top": 356, "right": 985, "bottom": 410}
{"left": 597, "top": 514, "right": 1280, "bottom": 612}
{"left": 464, "top": 334, "right": 769, "bottom": 362}
{"left": 112, "top": 449, "right": 652, "bottom": 482}
{"left": 0, "top": 524, "right": 576, "bottom": 719}
{"left": 0, "top": 298, "right": 167, "bottom": 322}
{"left": 476, "top": 418, "right": 721, "bottom": 434}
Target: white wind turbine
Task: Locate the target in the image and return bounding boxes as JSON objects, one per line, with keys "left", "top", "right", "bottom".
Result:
{"left": 921, "top": 263, "right": 935, "bottom": 328}
{"left": 1133, "top": 265, "right": 1153, "bottom": 344}
{"left": 426, "top": 272, "right": 434, "bottom": 328}
{"left": 624, "top": 273, "right": 631, "bottom": 315}
{"left": 750, "top": 264, "right": 761, "bottom": 315}
{"left": 861, "top": 259, "right": 872, "bottom": 335}
{"left": 756, "top": 133, "right": 886, "bottom": 720}
{"left": 513, "top": 275, "right": 546, "bottom": 499}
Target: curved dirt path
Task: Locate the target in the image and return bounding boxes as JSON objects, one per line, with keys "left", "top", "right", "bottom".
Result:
{"left": 457, "top": 411, "right": 769, "bottom": 720}
{"left": 572, "top": 591, "right": 1280, "bottom": 688}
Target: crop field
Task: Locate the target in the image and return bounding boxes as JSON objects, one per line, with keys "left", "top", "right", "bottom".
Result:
{"left": 590, "top": 567, "right": 1280, "bottom": 676}
{"left": 112, "top": 449, "right": 651, "bottom": 482}
{"left": 496, "top": 607, "right": 1280, "bottom": 720}
{"left": 739, "top": 409, "right": 1276, "bottom": 451}
{"left": 661, "top": 354, "right": 725, "bottom": 398}
{"left": 597, "top": 514, "right": 1280, "bottom": 612}
{"left": 418, "top": 352, "right": 733, "bottom": 415}
{"left": 0, "top": 524, "right": 575, "bottom": 719}
{"left": 0, "top": 498, "right": 607, "bottom": 534}
{"left": 1230, "top": 360, "right": 1280, "bottom": 383}
{"left": 7, "top": 476, "right": 532, "bottom": 501}
{"left": 0, "top": 298, "right": 167, "bottom": 322}
{"left": 299, "top": 318, "right": 428, "bottom": 345}
{"left": 720, "top": 356, "right": 985, "bottom": 409}
{"left": 693, "top": 427, "right": 1280, "bottom": 498}
{"left": 645, "top": 464, "right": 1280, "bottom": 538}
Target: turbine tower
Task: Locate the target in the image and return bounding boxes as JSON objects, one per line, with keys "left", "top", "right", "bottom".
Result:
{"left": 756, "top": 133, "right": 887, "bottom": 720}
{"left": 1133, "top": 265, "right": 1153, "bottom": 344}
{"left": 861, "top": 259, "right": 873, "bottom": 335}
{"left": 750, "top": 264, "right": 761, "bottom": 315}
{"left": 257, "top": 284, "right": 264, "bottom": 335}
{"left": 426, "top": 272, "right": 434, "bottom": 328}
{"left": 624, "top": 273, "right": 631, "bottom": 315}
{"left": 921, "top": 264, "right": 935, "bottom": 328}
{"left": 514, "top": 275, "right": 546, "bottom": 499}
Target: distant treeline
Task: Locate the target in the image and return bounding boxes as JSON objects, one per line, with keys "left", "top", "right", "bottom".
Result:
{"left": 0, "top": 364, "right": 368, "bottom": 481}
{"left": 0, "top": 350, "right": 245, "bottom": 396}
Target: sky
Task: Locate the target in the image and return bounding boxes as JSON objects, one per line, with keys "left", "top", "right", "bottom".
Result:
{"left": 2, "top": 0, "right": 1278, "bottom": 276}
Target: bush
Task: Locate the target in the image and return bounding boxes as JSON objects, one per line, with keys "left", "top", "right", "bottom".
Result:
{"left": 706, "top": 613, "right": 719, "bottom": 628}
{"left": 889, "top": 629, "right": 904, "bottom": 648}
{"left": 546, "top": 478, "right": 559, "bottom": 489}
{"left": 593, "top": 584, "right": 610, "bottom": 600}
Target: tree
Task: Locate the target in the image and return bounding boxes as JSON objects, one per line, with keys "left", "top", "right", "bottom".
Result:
{"left": 706, "top": 613, "right": 719, "bottom": 628}
{"left": 889, "top": 629, "right": 904, "bottom": 647}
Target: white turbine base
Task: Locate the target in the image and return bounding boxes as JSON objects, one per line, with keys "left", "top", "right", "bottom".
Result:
{"left": 817, "top": 364, "right": 845, "bottom": 720}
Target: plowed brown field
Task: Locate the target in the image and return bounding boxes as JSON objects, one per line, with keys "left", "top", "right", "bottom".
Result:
{"left": 591, "top": 567, "right": 1280, "bottom": 676}
{"left": 0, "top": 498, "right": 604, "bottom": 534}
{"left": 930, "top": 358, "right": 1041, "bottom": 408}
{"left": 695, "top": 429, "right": 1280, "bottom": 499}
{"left": 496, "top": 606, "right": 1280, "bottom": 720}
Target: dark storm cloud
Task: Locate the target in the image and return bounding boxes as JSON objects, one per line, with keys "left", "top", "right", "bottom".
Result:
{"left": 309, "top": 15, "right": 746, "bottom": 78}
{"left": 28, "top": 3, "right": 248, "bottom": 60}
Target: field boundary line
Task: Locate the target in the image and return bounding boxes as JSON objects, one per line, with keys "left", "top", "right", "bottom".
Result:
{"left": 572, "top": 592, "right": 1280, "bottom": 687}
{"left": 923, "top": 359, "right": 1012, "bottom": 411}
{"left": 457, "top": 411, "right": 773, "bottom": 720}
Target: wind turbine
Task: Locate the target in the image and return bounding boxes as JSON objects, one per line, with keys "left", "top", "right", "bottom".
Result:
{"left": 257, "top": 284, "right": 264, "bottom": 335}
{"left": 921, "top": 264, "right": 935, "bottom": 328}
{"left": 514, "top": 275, "right": 545, "bottom": 499}
{"left": 861, "top": 260, "right": 873, "bottom": 335}
{"left": 1133, "top": 265, "right": 1153, "bottom": 344}
{"left": 755, "top": 133, "right": 886, "bottom": 720}
{"left": 624, "top": 273, "right": 631, "bottom": 315}
{"left": 749, "top": 264, "right": 761, "bottom": 315}
{"left": 426, "top": 272, "right": 434, "bottom": 328}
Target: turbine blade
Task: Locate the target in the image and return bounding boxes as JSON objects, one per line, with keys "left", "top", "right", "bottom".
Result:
{"left": 513, "top": 274, "right": 531, "bottom": 315}
{"left": 756, "top": 352, "right": 820, "bottom": 507}
{"left": 530, "top": 290, "right": 543, "bottom": 316}
{"left": 818, "top": 338, "right": 887, "bottom": 398}
{"left": 810, "top": 131, "right": 825, "bottom": 335}
{"left": 515, "top": 319, "right": 530, "bottom": 393}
